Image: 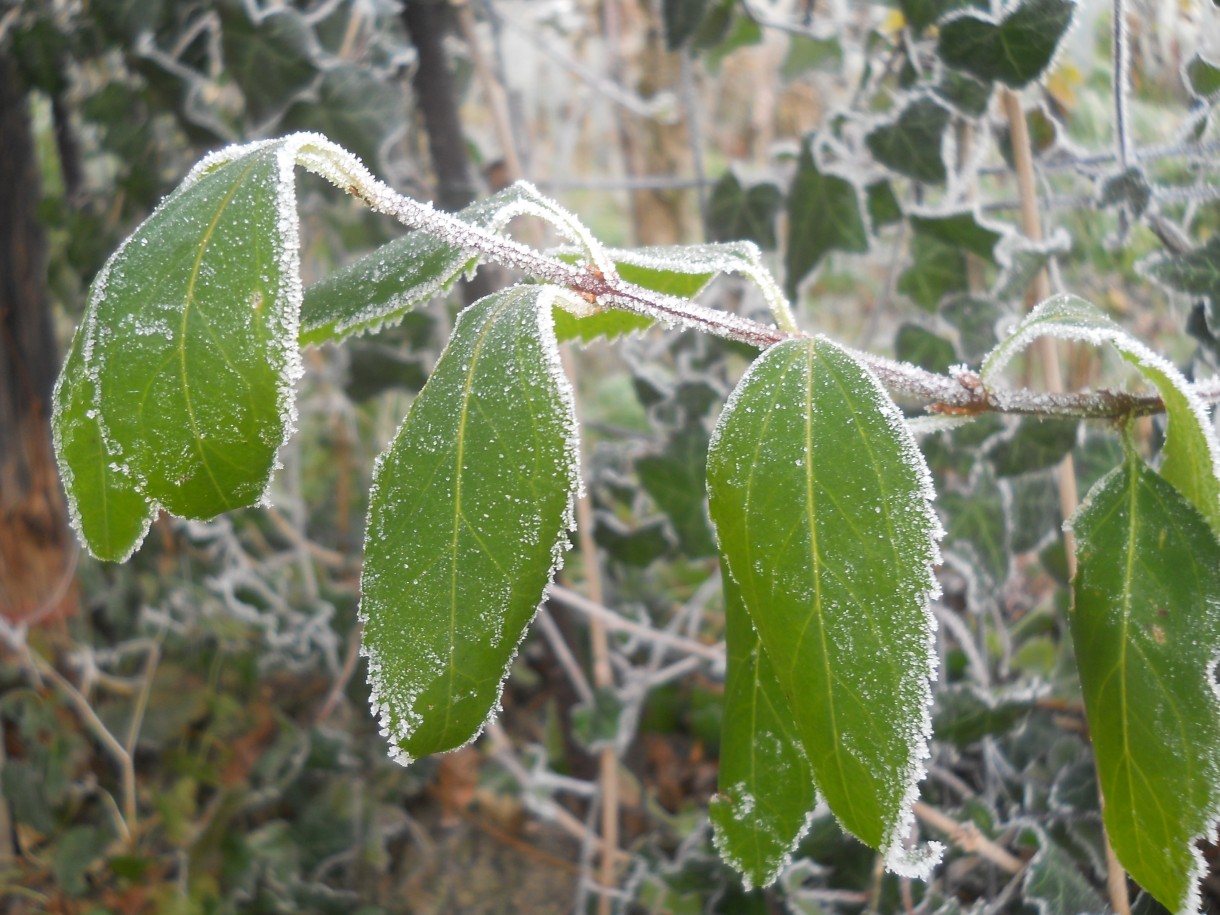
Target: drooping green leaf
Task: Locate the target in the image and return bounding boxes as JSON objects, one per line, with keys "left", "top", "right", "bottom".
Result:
{"left": 785, "top": 140, "right": 869, "bottom": 299}
{"left": 553, "top": 307, "right": 654, "bottom": 345}
{"left": 895, "top": 324, "right": 957, "bottom": 374}
{"left": 360, "top": 287, "right": 578, "bottom": 763}
{"left": 909, "top": 211, "right": 1002, "bottom": 264}
{"left": 982, "top": 295, "right": 1220, "bottom": 537}
{"left": 707, "top": 172, "right": 782, "bottom": 250}
{"left": 1185, "top": 53, "right": 1220, "bottom": 99}
{"left": 707, "top": 336, "right": 942, "bottom": 874}
{"left": 74, "top": 138, "right": 302, "bottom": 522}
{"left": 52, "top": 326, "right": 157, "bottom": 562}
{"left": 711, "top": 572, "right": 816, "bottom": 890}
{"left": 865, "top": 97, "right": 952, "bottom": 185}
{"left": 937, "top": 0, "right": 1075, "bottom": 88}
{"left": 899, "top": 0, "right": 985, "bottom": 32}
{"left": 1143, "top": 234, "right": 1220, "bottom": 314}
{"left": 219, "top": 4, "right": 317, "bottom": 122}
{"left": 1069, "top": 457, "right": 1220, "bottom": 914}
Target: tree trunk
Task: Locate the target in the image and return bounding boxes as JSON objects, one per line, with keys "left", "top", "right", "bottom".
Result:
{"left": 0, "top": 49, "right": 75, "bottom": 624}
{"left": 402, "top": 0, "right": 497, "bottom": 303}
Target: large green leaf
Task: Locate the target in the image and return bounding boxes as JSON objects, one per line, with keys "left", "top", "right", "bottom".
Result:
{"left": 784, "top": 140, "right": 869, "bottom": 299}
{"left": 707, "top": 336, "right": 942, "bottom": 875}
{"left": 711, "top": 572, "right": 817, "bottom": 890}
{"left": 937, "top": 0, "right": 1075, "bottom": 89}
{"left": 360, "top": 287, "right": 579, "bottom": 763}
{"left": 52, "top": 326, "right": 157, "bottom": 562}
{"left": 1069, "top": 456, "right": 1220, "bottom": 913}
{"left": 982, "top": 295, "right": 1220, "bottom": 537}
{"left": 77, "top": 138, "right": 303, "bottom": 522}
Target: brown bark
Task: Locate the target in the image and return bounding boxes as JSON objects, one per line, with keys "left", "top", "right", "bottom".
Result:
{"left": 0, "top": 49, "right": 76, "bottom": 624}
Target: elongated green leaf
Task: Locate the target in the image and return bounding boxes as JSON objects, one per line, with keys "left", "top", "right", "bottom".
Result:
{"left": 361, "top": 287, "right": 578, "bottom": 763}
{"left": 79, "top": 138, "right": 303, "bottom": 522}
{"left": 982, "top": 295, "right": 1220, "bottom": 537}
{"left": 707, "top": 336, "right": 942, "bottom": 875}
{"left": 711, "top": 571, "right": 816, "bottom": 890}
{"left": 52, "top": 326, "right": 156, "bottom": 562}
{"left": 1069, "top": 457, "right": 1220, "bottom": 913}
{"left": 937, "top": 0, "right": 1075, "bottom": 89}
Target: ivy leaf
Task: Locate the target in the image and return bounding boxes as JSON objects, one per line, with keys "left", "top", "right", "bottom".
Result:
{"left": 707, "top": 336, "right": 942, "bottom": 875}
{"left": 636, "top": 425, "right": 717, "bottom": 558}
{"left": 282, "top": 66, "right": 399, "bottom": 169}
{"left": 707, "top": 172, "right": 782, "bottom": 250}
{"left": 1020, "top": 825, "right": 1108, "bottom": 915}
{"left": 895, "top": 324, "right": 957, "bottom": 374}
{"left": 982, "top": 295, "right": 1220, "bottom": 537}
{"left": 663, "top": 0, "right": 709, "bottom": 50}
{"left": 936, "top": 69, "right": 994, "bottom": 118}
{"left": 70, "top": 139, "right": 303, "bottom": 522}
{"left": 987, "top": 418, "right": 1079, "bottom": 477}
{"left": 866, "top": 180, "right": 903, "bottom": 229}
{"left": 1069, "top": 456, "right": 1220, "bottom": 914}
{"left": 1143, "top": 235, "right": 1220, "bottom": 315}
{"left": 360, "top": 287, "right": 578, "bottom": 763}
{"left": 711, "top": 572, "right": 817, "bottom": 890}
{"left": 1184, "top": 53, "right": 1220, "bottom": 99}
{"left": 899, "top": 0, "right": 985, "bottom": 32}
{"left": 785, "top": 140, "right": 869, "bottom": 299}
{"left": 899, "top": 234, "right": 968, "bottom": 311}
{"left": 865, "top": 98, "right": 952, "bottom": 185}
{"left": 781, "top": 34, "right": 843, "bottom": 79}
{"left": 909, "top": 211, "right": 1002, "bottom": 264}
{"left": 939, "top": 466, "right": 1009, "bottom": 608}
{"left": 219, "top": 4, "right": 317, "bottom": 123}
{"left": 937, "top": 0, "right": 1076, "bottom": 89}
{"left": 52, "top": 326, "right": 157, "bottom": 562}
{"left": 941, "top": 295, "right": 1001, "bottom": 360}
{"left": 932, "top": 684, "right": 1036, "bottom": 747}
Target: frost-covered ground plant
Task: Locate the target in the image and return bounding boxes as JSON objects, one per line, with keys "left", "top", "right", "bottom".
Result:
{"left": 48, "top": 0, "right": 1220, "bottom": 911}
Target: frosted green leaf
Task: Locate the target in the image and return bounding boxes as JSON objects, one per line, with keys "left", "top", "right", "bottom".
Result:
{"left": 76, "top": 137, "right": 304, "bottom": 522}
{"left": 865, "top": 98, "right": 952, "bottom": 185}
{"left": 1069, "top": 457, "right": 1220, "bottom": 914}
{"left": 937, "top": 0, "right": 1076, "bottom": 89}
{"left": 52, "top": 326, "right": 157, "bottom": 562}
{"left": 711, "top": 571, "right": 816, "bottom": 890}
{"left": 982, "top": 294, "right": 1220, "bottom": 537}
{"left": 360, "top": 287, "right": 579, "bottom": 764}
{"left": 706, "top": 336, "right": 943, "bottom": 876}
{"left": 785, "top": 140, "right": 869, "bottom": 299}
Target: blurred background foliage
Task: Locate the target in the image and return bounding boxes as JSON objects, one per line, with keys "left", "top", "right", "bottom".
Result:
{"left": 1, "top": 0, "right": 1219, "bottom": 911}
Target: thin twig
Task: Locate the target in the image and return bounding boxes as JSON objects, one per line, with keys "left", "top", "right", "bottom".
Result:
{"left": 913, "top": 802, "right": 1024, "bottom": 874}
{"left": 549, "top": 584, "right": 725, "bottom": 664}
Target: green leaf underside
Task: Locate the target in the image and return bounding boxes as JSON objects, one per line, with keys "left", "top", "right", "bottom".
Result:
{"left": 52, "top": 326, "right": 157, "bottom": 562}
{"left": 1070, "top": 458, "right": 1220, "bottom": 913}
{"left": 937, "top": 0, "right": 1075, "bottom": 89}
{"left": 552, "top": 307, "right": 654, "bottom": 345}
{"left": 865, "top": 98, "right": 952, "bottom": 185}
{"left": 360, "top": 287, "right": 578, "bottom": 763}
{"left": 83, "top": 141, "right": 300, "bottom": 522}
{"left": 785, "top": 142, "right": 869, "bottom": 299}
{"left": 707, "top": 337, "right": 941, "bottom": 872}
{"left": 711, "top": 571, "right": 816, "bottom": 890}
{"left": 982, "top": 295, "right": 1220, "bottom": 537}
